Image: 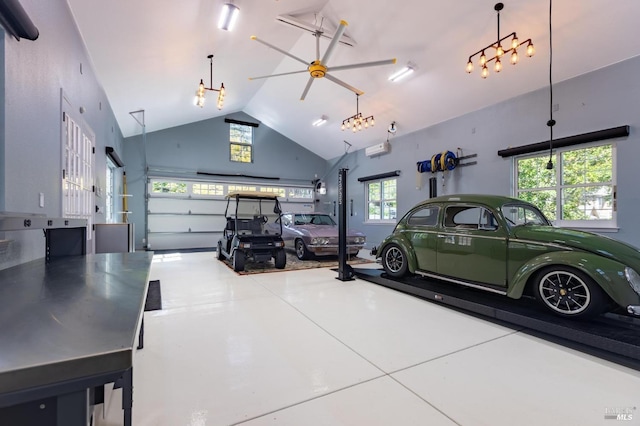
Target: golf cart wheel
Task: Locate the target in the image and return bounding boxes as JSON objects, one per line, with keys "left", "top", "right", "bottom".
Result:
{"left": 233, "top": 251, "right": 246, "bottom": 272}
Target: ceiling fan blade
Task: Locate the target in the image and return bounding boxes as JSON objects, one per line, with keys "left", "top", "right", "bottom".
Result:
{"left": 249, "top": 69, "right": 309, "bottom": 80}
{"left": 324, "top": 73, "right": 364, "bottom": 96}
{"left": 300, "top": 77, "right": 315, "bottom": 101}
{"left": 250, "top": 35, "right": 309, "bottom": 66}
{"left": 321, "top": 20, "right": 348, "bottom": 65}
{"left": 328, "top": 58, "right": 397, "bottom": 72}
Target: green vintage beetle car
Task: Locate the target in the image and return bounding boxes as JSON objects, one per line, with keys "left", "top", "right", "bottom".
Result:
{"left": 373, "top": 194, "right": 640, "bottom": 319}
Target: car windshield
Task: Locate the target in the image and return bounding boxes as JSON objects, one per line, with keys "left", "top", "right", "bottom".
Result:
{"left": 501, "top": 203, "right": 551, "bottom": 227}
{"left": 294, "top": 213, "right": 336, "bottom": 226}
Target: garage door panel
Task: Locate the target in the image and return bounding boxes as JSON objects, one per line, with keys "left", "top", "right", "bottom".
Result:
{"left": 148, "top": 233, "right": 219, "bottom": 251}
{"left": 148, "top": 198, "right": 227, "bottom": 214}
{"left": 148, "top": 215, "right": 225, "bottom": 233}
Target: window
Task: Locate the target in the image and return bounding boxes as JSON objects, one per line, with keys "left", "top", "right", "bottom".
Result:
{"left": 366, "top": 178, "right": 397, "bottom": 222}
{"left": 230, "top": 123, "right": 253, "bottom": 163}
{"left": 515, "top": 143, "right": 616, "bottom": 228}
{"left": 407, "top": 206, "right": 439, "bottom": 227}
{"left": 259, "top": 186, "right": 286, "bottom": 197}
{"left": 152, "top": 181, "right": 187, "bottom": 194}
{"left": 62, "top": 112, "right": 94, "bottom": 239}
{"left": 193, "top": 183, "right": 224, "bottom": 196}
{"left": 106, "top": 159, "right": 116, "bottom": 223}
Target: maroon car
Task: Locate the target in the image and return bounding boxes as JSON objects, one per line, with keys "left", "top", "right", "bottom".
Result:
{"left": 275, "top": 212, "right": 366, "bottom": 260}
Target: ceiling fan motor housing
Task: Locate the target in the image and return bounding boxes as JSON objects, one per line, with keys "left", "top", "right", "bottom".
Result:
{"left": 309, "top": 60, "right": 327, "bottom": 78}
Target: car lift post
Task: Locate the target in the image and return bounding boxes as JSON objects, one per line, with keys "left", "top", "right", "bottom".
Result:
{"left": 337, "top": 168, "right": 355, "bottom": 281}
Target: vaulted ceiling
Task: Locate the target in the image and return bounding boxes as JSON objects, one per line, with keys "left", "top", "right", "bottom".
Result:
{"left": 66, "top": 0, "right": 640, "bottom": 159}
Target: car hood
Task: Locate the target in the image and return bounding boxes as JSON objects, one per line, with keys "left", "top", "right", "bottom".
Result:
{"left": 294, "top": 225, "right": 365, "bottom": 238}
{"left": 513, "top": 225, "right": 640, "bottom": 269}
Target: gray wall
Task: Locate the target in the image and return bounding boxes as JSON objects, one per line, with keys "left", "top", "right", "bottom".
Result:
{"left": 321, "top": 55, "right": 640, "bottom": 249}
{"left": 123, "top": 111, "right": 328, "bottom": 249}
{"left": 0, "top": 0, "right": 125, "bottom": 269}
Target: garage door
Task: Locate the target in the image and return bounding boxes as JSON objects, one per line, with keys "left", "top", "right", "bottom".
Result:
{"left": 147, "top": 178, "right": 314, "bottom": 250}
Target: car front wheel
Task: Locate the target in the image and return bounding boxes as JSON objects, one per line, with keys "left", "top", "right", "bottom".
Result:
{"left": 533, "top": 266, "right": 606, "bottom": 318}
{"left": 382, "top": 244, "right": 408, "bottom": 278}
{"left": 295, "top": 239, "right": 311, "bottom": 260}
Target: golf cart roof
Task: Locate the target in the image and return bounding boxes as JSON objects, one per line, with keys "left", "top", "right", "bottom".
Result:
{"left": 225, "top": 191, "right": 280, "bottom": 200}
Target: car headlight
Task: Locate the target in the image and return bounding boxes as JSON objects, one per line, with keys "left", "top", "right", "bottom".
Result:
{"left": 354, "top": 236, "right": 366, "bottom": 244}
{"left": 624, "top": 267, "right": 640, "bottom": 296}
{"left": 311, "top": 237, "right": 329, "bottom": 245}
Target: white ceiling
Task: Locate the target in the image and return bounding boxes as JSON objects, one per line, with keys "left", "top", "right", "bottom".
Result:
{"left": 66, "top": 0, "right": 640, "bottom": 160}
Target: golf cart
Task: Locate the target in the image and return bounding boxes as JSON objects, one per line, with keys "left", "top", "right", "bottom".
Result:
{"left": 217, "top": 191, "right": 286, "bottom": 272}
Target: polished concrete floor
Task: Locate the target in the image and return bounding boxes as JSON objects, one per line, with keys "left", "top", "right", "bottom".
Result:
{"left": 96, "top": 251, "right": 640, "bottom": 426}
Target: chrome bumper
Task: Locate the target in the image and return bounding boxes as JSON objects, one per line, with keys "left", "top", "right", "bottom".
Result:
{"left": 627, "top": 305, "right": 640, "bottom": 316}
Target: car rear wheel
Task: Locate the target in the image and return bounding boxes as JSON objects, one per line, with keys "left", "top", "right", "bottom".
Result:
{"left": 233, "top": 250, "right": 246, "bottom": 272}
{"left": 533, "top": 266, "right": 606, "bottom": 318}
{"left": 274, "top": 249, "right": 286, "bottom": 269}
{"left": 295, "top": 239, "right": 311, "bottom": 260}
{"left": 382, "top": 244, "right": 408, "bottom": 278}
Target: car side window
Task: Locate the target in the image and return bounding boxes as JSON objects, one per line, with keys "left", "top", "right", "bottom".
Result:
{"left": 444, "top": 206, "right": 498, "bottom": 230}
{"left": 407, "top": 206, "right": 439, "bottom": 227}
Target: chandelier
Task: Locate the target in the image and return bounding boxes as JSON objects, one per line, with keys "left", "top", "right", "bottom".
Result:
{"left": 466, "top": 3, "right": 535, "bottom": 78}
{"left": 341, "top": 94, "right": 374, "bottom": 132}
{"left": 195, "top": 54, "right": 225, "bottom": 109}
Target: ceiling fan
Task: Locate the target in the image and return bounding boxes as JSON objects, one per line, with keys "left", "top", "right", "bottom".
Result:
{"left": 249, "top": 19, "right": 396, "bottom": 100}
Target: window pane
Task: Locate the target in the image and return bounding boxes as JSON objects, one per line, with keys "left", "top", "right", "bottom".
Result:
{"left": 518, "top": 190, "right": 557, "bottom": 221}
{"left": 230, "top": 143, "right": 252, "bottom": 163}
{"left": 382, "top": 201, "right": 397, "bottom": 220}
{"left": 230, "top": 123, "right": 252, "bottom": 144}
{"left": 562, "top": 145, "right": 612, "bottom": 185}
{"left": 562, "top": 186, "right": 613, "bottom": 220}
{"left": 368, "top": 182, "right": 381, "bottom": 201}
{"left": 517, "top": 155, "right": 556, "bottom": 189}
{"left": 382, "top": 179, "right": 396, "bottom": 200}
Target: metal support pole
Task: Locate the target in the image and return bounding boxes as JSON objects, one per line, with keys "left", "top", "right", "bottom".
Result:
{"left": 336, "top": 168, "right": 354, "bottom": 281}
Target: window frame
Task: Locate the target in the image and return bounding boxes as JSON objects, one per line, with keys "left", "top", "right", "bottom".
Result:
{"left": 513, "top": 141, "right": 617, "bottom": 230}
{"left": 365, "top": 177, "right": 397, "bottom": 224}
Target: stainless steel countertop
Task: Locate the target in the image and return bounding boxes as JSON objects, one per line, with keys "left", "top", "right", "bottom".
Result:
{"left": 0, "top": 252, "right": 153, "bottom": 394}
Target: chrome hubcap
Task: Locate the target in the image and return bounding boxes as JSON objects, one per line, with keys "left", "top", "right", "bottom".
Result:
{"left": 539, "top": 270, "right": 590, "bottom": 314}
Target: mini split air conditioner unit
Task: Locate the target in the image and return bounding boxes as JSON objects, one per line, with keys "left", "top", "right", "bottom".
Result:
{"left": 365, "top": 141, "right": 390, "bottom": 157}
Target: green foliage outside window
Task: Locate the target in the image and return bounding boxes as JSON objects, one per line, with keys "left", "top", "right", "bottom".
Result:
{"left": 230, "top": 143, "right": 252, "bottom": 163}
{"left": 152, "top": 182, "right": 187, "bottom": 194}
{"left": 516, "top": 144, "right": 614, "bottom": 222}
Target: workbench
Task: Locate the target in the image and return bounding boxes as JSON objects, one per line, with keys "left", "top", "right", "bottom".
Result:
{"left": 0, "top": 252, "right": 153, "bottom": 425}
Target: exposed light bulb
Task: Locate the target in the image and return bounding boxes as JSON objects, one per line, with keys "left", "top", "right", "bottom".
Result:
{"left": 466, "top": 60, "right": 474, "bottom": 73}
{"left": 371, "top": 118, "right": 375, "bottom": 127}
{"left": 341, "top": 123, "right": 345, "bottom": 131}
{"left": 511, "top": 37, "right": 519, "bottom": 49}
{"left": 197, "top": 80, "right": 206, "bottom": 97}
{"left": 495, "top": 58, "right": 502, "bottom": 73}
{"left": 511, "top": 50, "right": 519, "bottom": 65}
{"left": 352, "top": 125, "right": 356, "bottom": 133}
{"left": 526, "top": 42, "right": 535, "bottom": 57}
{"left": 479, "top": 51, "right": 487, "bottom": 66}
{"left": 364, "top": 120, "right": 369, "bottom": 128}
{"left": 481, "top": 65, "right": 489, "bottom": 79}
{"left": 346, "top": 120, "right": 351, "bottom": 129}
{"left": 496, "top": 44, "right": 504, "bottom": 57}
